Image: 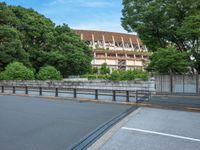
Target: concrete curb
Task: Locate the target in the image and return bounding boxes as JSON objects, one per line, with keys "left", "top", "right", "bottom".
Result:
{"left": 88, "top": 108, "right": 143, "bottom": 150}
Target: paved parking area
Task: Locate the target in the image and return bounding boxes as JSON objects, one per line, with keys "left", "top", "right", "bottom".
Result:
{"left": 0, "top": 95, "right": 131, "bottom": 150}
{"left": 99, "top": 108, "right": 200, "bottom": 150}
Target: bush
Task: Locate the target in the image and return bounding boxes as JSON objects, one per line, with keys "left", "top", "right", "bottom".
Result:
{"left": 100, "top": 63, "right": 110, "bottom": 74}
{"left": 109, "top": 70, "right": 121, "bottom": 81}
{"left": 37, "top": 66, "right": 62, "bottom": 80}
{"left": 109, "top": 70, "right": 148, "bottom": 81}
{"left": 2, "top": 62, "right": 34, "bottom": 80}
{"left": 82, "top": 70, "right": 148, "bottom": 81}
{"left": 81, "top": 74, "right": 110, "bottom": 80}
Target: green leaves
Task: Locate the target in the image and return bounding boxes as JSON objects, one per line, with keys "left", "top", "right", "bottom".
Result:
{"left": 1, "top": 62, "right": 34, "bottom": 80}
{"left": 147, "top": 47, "right": 192, "bottom": 74}
{"left": 37, "top": 66, "right": 62, "bottom": 80}
{"left": 122, "top": 0, "right": 200, "bottom": 73}
{"left": 100, "top": 63, "right": 110, "bottom": 74}
{"left": 0, "top": 2, "right": 92, "bottom": 77}
{"left": 0, "top": 25, "right": 29, "bottom": 70}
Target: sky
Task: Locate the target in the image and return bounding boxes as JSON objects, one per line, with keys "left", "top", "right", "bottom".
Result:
{"left": 1, "top": 0, "right": 128, "bottom": 33}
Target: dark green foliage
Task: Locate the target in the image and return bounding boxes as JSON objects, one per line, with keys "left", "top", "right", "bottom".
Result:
{"left": 0, "top": 2, "right": 92, "bottom": 77}
{"left": 1, "top": 62, "right": 34, "bottom": 80}
{"left": 147, "top": 48, "right": 192, "bottom": 74}
{"left": 100, "top": 63, "right": 110, "bottom": 74}
{"left": 82, "top": 70, "right": 148, "bottom": 81}
{"left": 91, "top": 67, "right": 98, "bottom": 74}
{"left": 121, "top": 0, "right": 200, "bottom": 73}
{"left": 109, "top": 70, "right": 148, "bottom": 81}
{"left": 37, "top": 66, "right": 62, "bottom": 80}
{"left": 81, "top": 74, "right": 110, "bottom": 80}
{"left": 0, "top": 25, "right": 29, "bottom": 70}
{"left": 47, "top": 25, "right": 92, "bottom": 76}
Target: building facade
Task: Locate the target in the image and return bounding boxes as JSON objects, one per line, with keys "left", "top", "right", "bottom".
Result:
{"left": 75, "top": 30, "right": 150, "bottom": 72}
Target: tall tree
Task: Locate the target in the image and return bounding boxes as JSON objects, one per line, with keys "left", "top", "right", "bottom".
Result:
{"left": 0, "top": 2, "right": 92, "bottom": 77}
{"left": 47, "top": 24, "right": 92, "bottom": 77}
{"left": 147, "top": 48, "right": 192, "bottom": 74}
{"left": 121, "top": 0, "right": 200, "bottom": 73}
{"left": 0, "top": 26, "right": 29, "bottom": 70}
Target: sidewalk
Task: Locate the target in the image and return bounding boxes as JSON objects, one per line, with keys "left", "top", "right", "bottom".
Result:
{"left": 89, "top": 107, "right": 200, "bottom": 150}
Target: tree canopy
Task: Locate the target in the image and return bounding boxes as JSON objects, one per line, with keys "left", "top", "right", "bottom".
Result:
{"left": 147, "top": 48, "right": 192, "bottom": 74}
{"left": 121, "top": 0, "right": 200, "bottom": 73}
{"left": 0, "top": 2, "right": 92, "bottom": 77}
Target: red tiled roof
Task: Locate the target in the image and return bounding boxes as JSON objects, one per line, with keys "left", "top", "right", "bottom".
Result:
{"left": 74, "top": 29, "right": 143, "bottom": 45}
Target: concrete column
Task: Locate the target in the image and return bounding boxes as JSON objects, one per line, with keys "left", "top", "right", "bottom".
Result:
{"left": 129, "top": 37, "right": 134, "bottom": 50}
{"left": 93, "top": 52, "right": 96, "bottom": 64}
{"left": 112, "top": 35, "right": 116, "bottom": 50}
{"left": 102, "top": 35, "right": 106, "bottom": 49}
{"left": 105, "top": 52, "right": 107, "bottom": 63}
{"left": 92, "top": 34, "right": 95, "bottom": 49}
{"left": 80, "top": 33, "right": 83, "bottom": 40}
{"left": 121, "top": 36, "right": 125, "bottom": 50}
{"left": 137, "top": 38, "right": 141, "bottom": 51}
{"left": 144, "top": 45, "right": 148, "bottom": 51}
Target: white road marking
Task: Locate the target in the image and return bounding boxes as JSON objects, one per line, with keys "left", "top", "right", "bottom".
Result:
{"left": 122, "top": 127, "right": 200, "bottom": 142}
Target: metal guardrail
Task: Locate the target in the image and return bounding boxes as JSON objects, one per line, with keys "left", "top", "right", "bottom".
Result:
{"left": 0, "top": 85, "right": 151, "bottom": 102}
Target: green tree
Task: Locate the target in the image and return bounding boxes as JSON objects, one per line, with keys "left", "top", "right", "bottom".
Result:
{"left": 46, "top": 24, "right": 92, "bottom": 77}
{"left": 2, "top": 62, "right": 34, "bottom": 80}
{"left": 100, "top": 63, "right": 110, "bottom": 74}
{"left": 0, "top": 2, "right": 92, "bottom": 77}
{"left": 0, "top": 25, "right": 29, "bottom": 70}
{"left": 147, "top": 48, "right": 192, "bottom": 74}
{"left": 121, "top": 0, "right": 200, "bottom": 73}
{"left": 37, "top": 66, "right": 62, "bottom": 80}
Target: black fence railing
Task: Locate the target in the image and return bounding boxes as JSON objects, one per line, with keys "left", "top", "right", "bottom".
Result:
{"left": 0, "top": 85, "right": 151, "bottom": 103}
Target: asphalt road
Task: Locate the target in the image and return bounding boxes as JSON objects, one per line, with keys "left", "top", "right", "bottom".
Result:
{"left": 101, "top": 107, "right": 200, "bottom": 150}
{"left": 150, "top": 95, "right": 200, "bottom": 108}
{"left": 0, "top": 95, "right": 131, "bottom": 150}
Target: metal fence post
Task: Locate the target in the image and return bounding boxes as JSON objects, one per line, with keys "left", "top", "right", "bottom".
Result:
{"left": 55, "top": 88, "right": 58, "bottom": 97}
{"left": 25, "top": 86, "right": 28, "bottom": 94}
{"left": 170, "top": 74, "right": 173, "bottom": 94}
{"left": 136, "top": 90, "right": 138, "bottom": 102}
{"left": 112, "top": 90, "right": 116, "bottom": 101}
{"left": 95, "top": 89, "right": 98, "bottom": 100}
{"left": 196, "top": 74, "right": 199, "bottom": 95}
{"left": 13, "top": 86, "right": 15, "bottom": 94}
{"left": 74, "top": 89, "right": 77, "bottom": 98}
{"left": 148, "top": 91, "right": 151, "bottom": 101}
{"left": 126, "top": 91, "right": 129, "bottom": 102}
{"left": 39, "top": 87, "right": 42, "bottom": 96}
{"left": 183, "top": 75, "right": 185, "bottom": 94}
{"left": 2, "top": 86, "right": 4, "bottom": 93}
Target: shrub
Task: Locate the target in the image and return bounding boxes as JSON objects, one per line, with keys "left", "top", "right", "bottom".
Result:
{"left": 109, "top": 70, "right": 121, "bottom": 81}
{"left": 37, "top": 66, "right": 62, "bottom": 80}
{"left": 2, "top": 62, "right": 34, "bottom": 80}
{"left": 109, "top": 70, "right": 148, "bottom": 81}
{"left": 91, "top": 67, "right": 98, "bottom": 74}
{"left": 81, "top": 74, "right": 110, "bottom": 80}
{"left": 82, "top": 70, "right": 148, "bottom": 81}
{"left": 100, "top": 63, "right": 110, "bottom": 74}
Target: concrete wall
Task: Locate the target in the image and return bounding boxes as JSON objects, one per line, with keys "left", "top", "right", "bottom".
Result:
{"left": 0, "top": 80, "right": 155, "bottom": 91}
{"left": 155, "top": 74, "right": 200, "bottom": 95}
